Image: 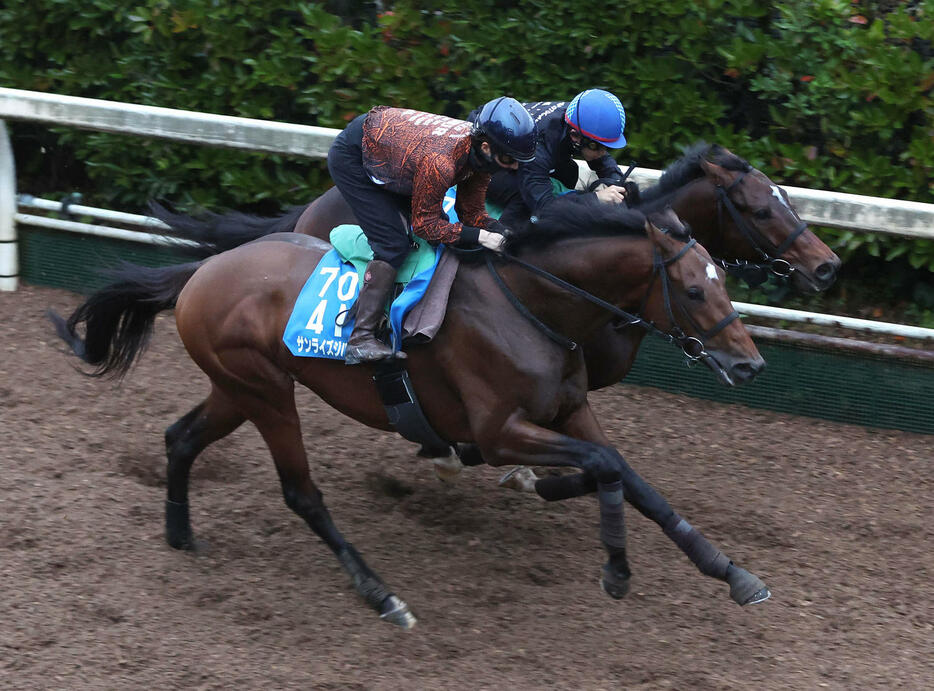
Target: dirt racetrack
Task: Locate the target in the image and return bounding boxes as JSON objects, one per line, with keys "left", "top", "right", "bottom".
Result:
{"left": 2, "top": 284, "right": 932, "bottom": 690}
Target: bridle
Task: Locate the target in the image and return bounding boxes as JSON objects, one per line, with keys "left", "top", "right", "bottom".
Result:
{"left": 713, "top": 171, "right": 808, "bottom": 286}
{"left": 485, "top": 235, "right": 739, "bottom": 364}
{"left": 593, "top": 169, "right": 810, "bottom": 288}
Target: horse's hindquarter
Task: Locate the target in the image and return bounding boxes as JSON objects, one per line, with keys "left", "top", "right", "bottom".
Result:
{"left": 174, "top": 241, "right": 373, "bottom": 402}
{"left": 295, "top": 186, "right": 357, "bottom": 241}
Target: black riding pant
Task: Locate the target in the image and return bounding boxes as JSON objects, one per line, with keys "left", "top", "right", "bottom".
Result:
{"left": 327, "top": 114, "right": 412, "bottom": 268}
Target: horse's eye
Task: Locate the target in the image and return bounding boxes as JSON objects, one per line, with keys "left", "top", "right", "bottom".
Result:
{"left": 687, "top": 287, "right": 705, "bottom": 301}
{"left": 754, "top": 208, "right": 771, "bottom": 220}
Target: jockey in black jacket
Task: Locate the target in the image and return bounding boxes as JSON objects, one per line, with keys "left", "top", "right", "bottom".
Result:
{"left": 470, "top": 89, "right": 637, "bottom": 226}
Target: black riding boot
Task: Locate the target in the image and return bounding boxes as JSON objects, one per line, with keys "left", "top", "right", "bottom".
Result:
{"left": 344, "top": 259, "right": 406, "bottom": 365}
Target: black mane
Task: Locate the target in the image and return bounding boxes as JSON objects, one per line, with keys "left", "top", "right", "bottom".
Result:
{"left": 637, "top": 142, "right": 752, "bottom": 210}
{"left": 505, "top": 193, "right": 646, "bottom": 253}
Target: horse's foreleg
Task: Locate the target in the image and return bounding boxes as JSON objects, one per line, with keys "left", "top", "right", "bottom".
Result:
{"left": 485, "top": 407, "right": 770, "bottom": 606}
{"left": 164, "top": 386, "right": 246, "bottom": 550}
{"left": 611, "top": 451, "right": 771, "bottom": 605}
{"left": 557, "top": 405, "right": 769, "bottom": 604}
{"left": 491, "top": 324, "right": 644, "bottom": 494}
{"left": 243, "top": 386, "right": 416, "bottom": 629}
{"left": 479, "top": 408, "right": 632, "bottom": 599}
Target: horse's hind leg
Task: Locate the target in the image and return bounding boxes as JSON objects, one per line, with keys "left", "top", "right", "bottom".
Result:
{"left": 164, "top": 385, "right": 246, "bottom": 550}
{"left": 239, "top": 384, "right": 416, "bottom": 629}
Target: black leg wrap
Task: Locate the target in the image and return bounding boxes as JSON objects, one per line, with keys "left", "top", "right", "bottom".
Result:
{"left": 663, "top": 514, "right": 731, "bottom": 581}
{"left": 535, "top": 472, "right": 598, "bottom": 501}
{"left": 598, "top": 480, "right": 627, "bottom": 549}
{"left": 454, "top": 443, "right": 485, "bottom": 466}
{"left": 598, "top": 479, "right": 631, "bottom": 600}
{"left": 337, "top": 545, "right": 393, "bottom": 611}
{"left": 165, "top": 500, "right": 193, "bottom": 550}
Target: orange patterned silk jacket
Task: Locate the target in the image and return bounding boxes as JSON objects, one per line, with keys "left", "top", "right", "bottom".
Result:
{"left": 362, "top": 106, "right": 497, "bottom": 244}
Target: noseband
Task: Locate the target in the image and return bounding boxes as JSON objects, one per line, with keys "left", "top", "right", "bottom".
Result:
{"left": 486, "top": 236, "right": 739, "bottom": 363}
{"left": 714, "top": 172, "right": 808, "bottom": 285}
{"left": 636, "top": 237, "right": 740, "bottom": 363}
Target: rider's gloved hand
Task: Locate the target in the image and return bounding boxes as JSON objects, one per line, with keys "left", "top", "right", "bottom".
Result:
{"left": 485, "top": 218, "right": 511, "bottom": 235}
{"left": 477, "top": 229, "right": 507, "bottom": 252}
{"left": 594, "top": 185, "right": 627, "bottom": 205}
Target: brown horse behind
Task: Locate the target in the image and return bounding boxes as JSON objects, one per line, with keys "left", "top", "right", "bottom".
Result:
{"left": 51, "top": 200, "right": 770, "bottom": 629}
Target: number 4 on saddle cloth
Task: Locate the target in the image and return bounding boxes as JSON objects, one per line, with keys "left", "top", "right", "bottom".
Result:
{"left": 282, "top": 223, "right": 442, "bottom": 360}
{"left": 283, "top": 188, "right": 464, "bottom": 456}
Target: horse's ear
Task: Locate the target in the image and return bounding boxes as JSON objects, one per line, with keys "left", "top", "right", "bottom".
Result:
{"left": 699, "top": 158, "right": 731, "bottom": 186}
{"left": 644, "top": 218, "right": 669, "bottom": 246}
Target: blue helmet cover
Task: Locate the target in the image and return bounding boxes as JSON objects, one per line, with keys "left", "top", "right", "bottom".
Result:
{"left": 564, "top": 89, "right": 627, "bottom": 149}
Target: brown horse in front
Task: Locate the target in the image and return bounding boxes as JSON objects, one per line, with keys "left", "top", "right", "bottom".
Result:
{"left": 51, "top": 201, "right": 770, "bottom": 629}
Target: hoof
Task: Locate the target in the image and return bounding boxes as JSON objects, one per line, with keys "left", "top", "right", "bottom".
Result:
{"left": 379, "top": 595, "right": 416, "bottom": 630}
{"left": 498, "top": 466, "right": 539, "bottom": 493}
{"left": 47, "top": 309, "right": 87, "bottom": 360}
{"left": 740, "top": 587, "right": 772, "bottom": 605}
{"left": 600, "top": 564, "right": 631, "bottom": 600}
{"left": 166, "top": 533, "right": 196, "bottom": 551}
{"left": 172, "top": 536, "right": 210, "bottom": 554}
{"left": 726, "top": 564, "right": 771, "bottom": 606}
{"left": 432, "top": 455, "right": 465, "bottom": 482}
{"left": 165, "top": 500, "right": 196, "bottom": 551}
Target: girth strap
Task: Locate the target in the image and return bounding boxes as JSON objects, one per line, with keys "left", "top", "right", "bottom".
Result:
{"left": 372, "top": 361, "right": 451, "bottom": 456}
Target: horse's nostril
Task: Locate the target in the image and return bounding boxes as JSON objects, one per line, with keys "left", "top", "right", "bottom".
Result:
{"left": 815, "top": 261, "right": 837, "bottom": 284}
{"left": 732, "top": 359, "right": 765, "bottom": 381}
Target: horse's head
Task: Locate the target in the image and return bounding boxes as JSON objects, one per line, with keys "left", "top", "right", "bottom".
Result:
{"left": 696, "top": 153, "right": 841, "bottom": 294}
{"left": 642, "top": 208, "right": 765, "bottom": 386}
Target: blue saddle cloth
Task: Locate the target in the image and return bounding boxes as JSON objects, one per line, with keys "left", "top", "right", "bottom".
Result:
{"left": 283, "top": 188, "right": 457, "bottom": 360}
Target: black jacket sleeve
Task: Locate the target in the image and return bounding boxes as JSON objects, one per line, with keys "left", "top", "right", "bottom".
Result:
{"left": 515, "top": 142, "right": 567, "bottom": 215}
{"left": 588, "top": 154, "right": 623, "bottom": 181}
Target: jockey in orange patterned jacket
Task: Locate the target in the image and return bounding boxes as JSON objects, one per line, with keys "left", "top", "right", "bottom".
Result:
{"left": 328, "top": 97, "right": 537, "bottom": 365}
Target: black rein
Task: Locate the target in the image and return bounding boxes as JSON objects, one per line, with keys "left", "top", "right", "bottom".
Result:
{"left": 486, "top": 237, "right": 739, "bottom": 363}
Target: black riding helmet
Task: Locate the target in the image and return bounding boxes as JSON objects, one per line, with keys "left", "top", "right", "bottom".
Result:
{"left": 471, "top": 97, "right": 537, "bottom": 163}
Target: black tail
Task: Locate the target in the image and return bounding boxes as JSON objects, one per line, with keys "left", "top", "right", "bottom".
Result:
{"left": 48, "top": 260, "right": 204, "bottom": 379}
{"left": 149, "top": 201, "right": 307, "bottom": 258}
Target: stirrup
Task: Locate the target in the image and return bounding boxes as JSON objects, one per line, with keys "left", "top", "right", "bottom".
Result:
{"left": 344, "top": 341, "right": 404, "bottom": 365}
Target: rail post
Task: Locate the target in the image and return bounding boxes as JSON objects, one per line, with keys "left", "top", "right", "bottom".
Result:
{"left": 0, "top": 120, "right": 17, "bottom": 291}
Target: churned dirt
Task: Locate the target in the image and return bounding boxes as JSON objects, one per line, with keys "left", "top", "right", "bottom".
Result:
{"left": 1, "top": 284, "right": 932, "bottom": 690}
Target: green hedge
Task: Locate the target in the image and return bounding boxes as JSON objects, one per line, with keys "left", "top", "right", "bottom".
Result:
{"left": 1, "top": 1, "right": 932, "bottom": 271}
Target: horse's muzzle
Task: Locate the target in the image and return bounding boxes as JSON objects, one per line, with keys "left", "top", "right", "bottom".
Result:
{"left": 794, "top": 256, "right": 841, "bottom": 294}
{"left": 729, "top": 357, "right": 766, "bottom": 385}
